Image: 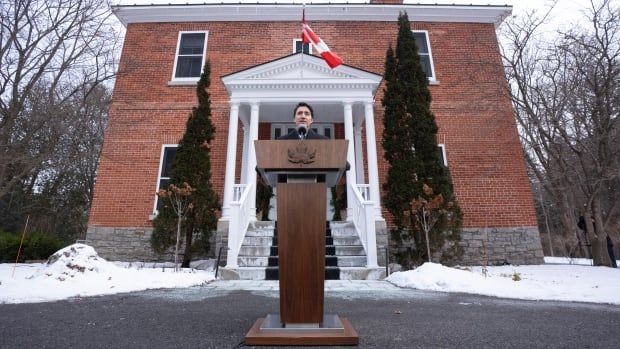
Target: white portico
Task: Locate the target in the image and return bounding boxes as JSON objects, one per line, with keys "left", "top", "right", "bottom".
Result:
{"left": 219, "top": 53, "right": 384, "bottom": 273}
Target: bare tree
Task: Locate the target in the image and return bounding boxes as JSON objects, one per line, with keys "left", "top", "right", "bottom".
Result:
{"left": 0, "top": 0, "right": 119, "bottom": 198}
{"left": 501, "top": 0, "right": 619, "bottom": 265}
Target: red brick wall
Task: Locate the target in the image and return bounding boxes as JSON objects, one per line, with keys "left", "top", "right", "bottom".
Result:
{"left": 88, "top": 20, "right": 537, "bottom": 229}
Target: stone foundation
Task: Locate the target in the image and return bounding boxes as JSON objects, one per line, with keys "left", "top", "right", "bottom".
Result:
{"left": 85, "top": 225, "right": 218, "bottom": 262}
{"left": 458, "top": 227, "right": 544, "bottom": 265}
{"left": 375, "top": 220, "right": 388, "bottom": 267}
{"left": 215, "top": 219, "right": 230, "bottom": 266}
{"left": 85, "top": 226, "right": 160, "bottom": 261}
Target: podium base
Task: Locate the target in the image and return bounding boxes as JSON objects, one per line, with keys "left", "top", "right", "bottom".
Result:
{"left": 245, "top": 314, "right": 358, "bottom": 346}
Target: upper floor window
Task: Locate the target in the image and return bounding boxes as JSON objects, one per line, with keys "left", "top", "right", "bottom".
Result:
{"left": 172, "top": 31, "right": 208, "bottom": 80}
{"left": 153, "top": 145, "right": 178, "bottom": 214}
{"left": 293, "top": 39, "right": 312, "bottom": 54}
{"left": 438, "top": 144, "right": 448, "bottom": 167}
{"left": 412, "top": 30, "right": 436, "bottom": 81}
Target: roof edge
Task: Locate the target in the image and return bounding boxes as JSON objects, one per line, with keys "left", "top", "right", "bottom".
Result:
{"left": 112, "top": 3, "right": 512, "bottom": 27}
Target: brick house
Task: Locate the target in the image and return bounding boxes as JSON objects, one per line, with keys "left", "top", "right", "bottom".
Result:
{"left": 86, "top": 1, "right": 544, "bottom": 278}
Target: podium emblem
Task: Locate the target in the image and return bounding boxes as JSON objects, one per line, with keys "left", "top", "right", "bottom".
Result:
{"left": 287, "top": 142, "right": 316, "bottom": 164}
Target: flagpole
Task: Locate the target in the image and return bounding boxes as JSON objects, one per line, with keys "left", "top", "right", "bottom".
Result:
{"left": 300, "top": 2, "right": 305, "bottom": 79}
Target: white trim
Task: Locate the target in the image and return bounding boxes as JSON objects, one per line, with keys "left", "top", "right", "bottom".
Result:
{"left": 438, "top": 143, "right": 448, "bottom": 167}
{"left": 171, "top": 31, "right": 208, "bottom": 83}
{"left": 412, "top": 30, "right": 437, "bottom": 83}
{"left": 113, "top": 4, "right": 512, "bottom": 26}
{"left": 293, "top": 38, "right": 313, "bottom": 54}
{"left": 221, "top": 54, "right": 383, "bottom": 101}
{"left": 152, "top": 144, "right": 179, "bottom": 217}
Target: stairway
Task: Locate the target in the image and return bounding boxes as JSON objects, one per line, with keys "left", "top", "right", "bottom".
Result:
{"left": 221, "top": 221, "right": 385, "bottom": 280}
{"left": 265, "top": 221, "right": 340, "bottom": 280}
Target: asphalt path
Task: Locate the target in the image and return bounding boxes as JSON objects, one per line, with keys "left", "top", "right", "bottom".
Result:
{"left": 1, "top": 285, "right": 619, "bottom": 349}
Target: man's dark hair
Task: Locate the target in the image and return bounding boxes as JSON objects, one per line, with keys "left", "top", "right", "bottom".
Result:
{"left": 293, "top": 102, "right": 314, "bottom": 119}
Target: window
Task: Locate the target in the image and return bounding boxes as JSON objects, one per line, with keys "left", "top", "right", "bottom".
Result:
{"left": 438, "top": 144, "right": 448, "bottom": 167}
{"left": 153, "top": 145, "right": 178, "bottom": 214}
{"left": 271, "top": 124, "right": 334, "bottom": 139}
{"left": 293, "top": 39, "right": 312, "bottom": 54}
{"left": 172, "top": 31, "right": 208, "bottom": 80}
{"left": 411, "top": 30, "right": 436, "bottom": 81}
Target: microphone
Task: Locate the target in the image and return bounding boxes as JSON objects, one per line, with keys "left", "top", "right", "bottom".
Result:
{"left": 296, "top": 123, "right": 308, "bottom": 139}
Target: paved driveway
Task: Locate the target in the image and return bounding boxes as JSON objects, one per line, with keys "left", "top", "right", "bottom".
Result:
{"left": 1, "top": 280, "right": 619, "bottom": 348}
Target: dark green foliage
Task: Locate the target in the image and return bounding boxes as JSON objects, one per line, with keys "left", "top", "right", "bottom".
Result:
{"left": 256, "top": 181, "right": 274, "bottom": 221}
{"left": 382, "top": 12, "right": 463, "bottom": 267}
{"left": 330, "top": 184, "right": 347, "bottom": 221}
{"left": 0, "top": 231, "right": 63, "bottom": 262}
{"left": 152, "top": 61, "right": 220, "bottom": 267}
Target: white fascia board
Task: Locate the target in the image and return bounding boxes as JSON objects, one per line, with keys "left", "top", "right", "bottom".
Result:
{"left": 227, "top": 89, "right": 377, "bottom": 103}
{"left": 112, "top": 4, "right": 512, "bottom": 27}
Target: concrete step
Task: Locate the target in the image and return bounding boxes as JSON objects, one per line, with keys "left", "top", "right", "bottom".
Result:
{"left": 219, "top": 266, "right": 385, "bottom": 281}
{"left": 238, "top": 256, "right": 269, "bottom": 267}
{"left": 240, "top": 245, "right": 354, "bottom": 257}
{"left": 337, "top": 256, "right": 368, "bottom": 267}
{"left": 332, "top": 236, "right": 362, "bottom": 245}
{"left": 334, "top": 245, "right": 366, "bottom": 256}
{"left": 339, "top": 267, "right": 386, "bottom": 280}
{"left": 242, "top": 235, "right": 275, "bottom": 246}
{"left": 239, "top": 246, "right": 272, "bottom": 257}
{"left": 239, "top": 255, "right": 355, "bottom": 268}
{"left": 329, "top": 223, "right": 358, "bottom": 237}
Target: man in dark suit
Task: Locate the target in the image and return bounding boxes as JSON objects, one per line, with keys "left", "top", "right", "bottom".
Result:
{"left": 277, "top": 102, "right": 329, "bottom": 140}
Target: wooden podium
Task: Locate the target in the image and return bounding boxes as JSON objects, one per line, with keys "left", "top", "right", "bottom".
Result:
{"left": 245, "top": 140, "right": 358, "bottom": 346}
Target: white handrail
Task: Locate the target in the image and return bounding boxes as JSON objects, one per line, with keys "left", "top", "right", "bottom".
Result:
{"left": 225, "top": 182, "right": 254, "bottom": 268}
{"left": 233, "top": 184, "right": 247, "bottom": 201}
{"left": 349, "top": 183, "right": 378, "bottom": 267}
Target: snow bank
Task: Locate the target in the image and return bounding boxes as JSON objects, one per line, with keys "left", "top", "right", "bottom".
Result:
{"left": 386, "top": 262, "right": 620, "bottom": 304}
{"left": 0, "top": 243, "right": 215, "bottom": 304}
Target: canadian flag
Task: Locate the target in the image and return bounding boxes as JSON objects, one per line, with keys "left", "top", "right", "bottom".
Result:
{"left": 301, "top": 22, "right": 343, "bottom": 69}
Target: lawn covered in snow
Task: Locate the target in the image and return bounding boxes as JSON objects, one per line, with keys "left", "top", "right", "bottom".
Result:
{"left": 1, "top": 244, "right": 618, "bottom": 305}
{"left": 0, "top": 244, "right": 215, "bottom": 304}
{"left": 386, "top": 258, "right": 620, "bottom": 304}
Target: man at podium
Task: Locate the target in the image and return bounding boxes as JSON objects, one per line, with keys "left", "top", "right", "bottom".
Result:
{"left": 277, "top": 102, "right": 329, "bottom": 140}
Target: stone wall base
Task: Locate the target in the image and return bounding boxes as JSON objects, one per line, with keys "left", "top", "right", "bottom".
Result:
{"left": 215, "top": 220, "right": 230, "bottom": 266}
{"left": 87, "top": 222, "right": 542, "bottom": 266}
{"left": 85, "top": 226, "right": 160, "bottom": 261}
{"left": 458, "top": 227, "right": 544, "bottom": 265}
{"left": 375, "top": 220, "right": 388, "bottom": 267}
{"left": 85, "top": 225, "right": 217, "bottom": 262}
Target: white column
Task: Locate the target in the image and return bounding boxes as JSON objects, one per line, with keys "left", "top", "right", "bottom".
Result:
{"left": 343, "top": 101, "right": 357, "bottom": 221}
{"left": 354, "top": 124, "right": 365, "bottom": 184}
{"left": 247, "top": 101, "right": 260, "bottom": 221}
{"left": 221, "top": 101, "right": 240, "bottom": 219}
{"left": 240, "top": 124, "right": 249, "bottom": 184}
{"left": 364, "top": 101, "right": 383, "bottom": 219}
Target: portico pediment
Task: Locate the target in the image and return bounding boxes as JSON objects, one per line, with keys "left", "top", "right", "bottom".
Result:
{"left": 221, "top": 53, "right": 382, "bottom": 101}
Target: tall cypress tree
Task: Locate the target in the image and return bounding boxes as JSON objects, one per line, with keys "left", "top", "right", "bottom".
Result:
{"left": 152, "top": 61, "right": 220, "bottom": 267}
{"left": 382, "top": 12, "right": 462, "bottom": 266}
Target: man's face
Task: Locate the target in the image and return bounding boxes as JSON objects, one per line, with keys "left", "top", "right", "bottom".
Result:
{"left": 294, "top": 106, "right": 313, "bottom": 127}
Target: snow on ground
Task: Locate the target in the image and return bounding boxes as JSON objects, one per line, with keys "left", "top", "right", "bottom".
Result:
{"left": 386, "top": 259, "right": 620, "bottom": 305}
{"left": 1, "top": 244, "right": 619, "bottom": 305}
{"left": 0, "top": 244, "right": 214, "bottom": 304}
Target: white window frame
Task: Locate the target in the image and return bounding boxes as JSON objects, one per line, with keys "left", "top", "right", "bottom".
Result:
{"left": 151, "top": 144, "right": 178, "bottom": 217}
{"left": 293, "top": 38, "right": 313, "bottom": 54}
{"left": 171, "top": 31, "right": 208, "bottom": 82}
{"left": 271, "top": 123, "right": 334, "bottom": 139}
{"left": 411, "top": 30, "right": 437, "bottom": 82}
{"left": 438, "top": 144, "right": 448, "bottom": 167}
